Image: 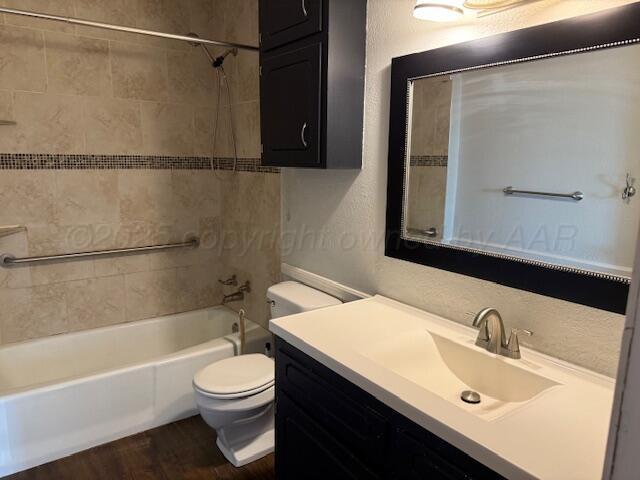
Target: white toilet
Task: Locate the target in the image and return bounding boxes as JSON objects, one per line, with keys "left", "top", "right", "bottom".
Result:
{"left": 193, "top": 281, "right": 342, "bottom": 467}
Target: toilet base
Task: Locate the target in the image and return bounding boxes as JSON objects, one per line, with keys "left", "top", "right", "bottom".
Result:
{"left": 215, "top": 405, "right": 275, "bottom": 468}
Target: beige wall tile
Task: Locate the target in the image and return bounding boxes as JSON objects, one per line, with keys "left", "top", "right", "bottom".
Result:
{"left": 167, "top": 49, "right": 216, "bottom": 106}
{"left": 55, "top": 171, "right": 120, "bottom": 225}
{"left": 140, "top": 102, "right": 195, "bottom": 156}
{"left": 220, "top": 0, "right": 258, "bottom": 46}
{"left": 0, "top": 0, "right": 75, "bottom": 33}
{"left": 0, "top": 231, "right": 31, "bottom": 289}
{"left": 112, "top": 221, "right": 174, "bottom": 247}
{"left": 124, "top": 268, "right": 178, "bottom": 321}
{"left": 83, "top": 97, "right": 143, "bottom": 154}
{"left": 172, "top": 170, "right": 221, "bottom": 219}
{"left": 188, "top": 0, "right": 215, "bottom": 40}
{"left": 0, "top": 170, "right": 55, "bottom": 226}
{"left": 221, "top": 170, "right": 267, "bottom": 225}
{"left": 233, "top": 101, "right": 260, "bottom": 158}
{"left": 0, "top": 25, "right": 46, "bottom": 93}
{"left": 65, "top": 275, "right": 126, "bottom": 331}
{"left": 27, "top": 224, "right": 95, "bottom": 285}
{"left": 118, "top": 171, "right": 175, "bottom": 224}
{"left": 74, "top": 0, "right": 138, "bottom": 43}
{"left": 0, "top": 284, "right": 68, "bottom": 344}
{"left": 220, "top": 171, "right": 282, "bottom": 329}
{"left": 0, "top": 89, "right": 13, "bottom": 120}
{"left": 212, "top": 104, "right": 236, "bottom": 158}
{"left": 231, "top": 51, "right": 259, "bottom": 103}
{"left": 111, "top": 42, "right": 168, "bottom": 102}
{"left": 176, "top": 263, "right": 222, "bottom": 312}
{"left": 407, "top": 166, "right": 447, "bottom": 236}
{"left": 135, "top": 0, "right": 191, "bottom": 50}
{"left": 44, "top": 32, "right": 111, "bottom": 97}
{"left": 94, "top": 253, "right": 150, "bottom": 278}
{"left": 82, "top": 223, "right": 155, "bottom": 277}
{"left": 12, "top": 92, "right": 85, "bottom": 153}
{"left": 194, "top": 107, "right": 215, "bottom": 157}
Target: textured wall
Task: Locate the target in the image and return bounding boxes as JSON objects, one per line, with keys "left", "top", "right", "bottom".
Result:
{"left": 0, "top": 0, "right": 279, "bottom": 344}
{"left": 282, "top": 0, "right": 636, "bottom": 376}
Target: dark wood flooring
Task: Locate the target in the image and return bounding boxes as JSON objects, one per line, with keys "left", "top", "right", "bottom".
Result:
{"left": 7, "top": 416, "right": 275, "bottom": 480}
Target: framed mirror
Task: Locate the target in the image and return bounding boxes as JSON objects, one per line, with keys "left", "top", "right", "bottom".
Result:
{"left": 385, "top": 3, "right": 640, "bottom": 314}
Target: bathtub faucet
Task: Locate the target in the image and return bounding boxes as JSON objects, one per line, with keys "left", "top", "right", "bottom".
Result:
{"left": 222, "top": 281, "right": 251, "bottom": 305}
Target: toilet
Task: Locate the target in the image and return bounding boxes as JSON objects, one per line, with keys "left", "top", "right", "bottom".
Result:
{"left": 193, "top": 281, "right": 342, "bottom": 467}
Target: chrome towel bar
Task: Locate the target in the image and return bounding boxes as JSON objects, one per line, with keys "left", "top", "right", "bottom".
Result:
{"left": 1, "top": 238, "right": 199, "bottom": 267}
{"left": 503, "top": 186, "right": 584, "bottom": 201}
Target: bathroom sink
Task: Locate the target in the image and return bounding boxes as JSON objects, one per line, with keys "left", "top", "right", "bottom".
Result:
{"left": 358, "top": 330, "right": 560, "bottom": 420}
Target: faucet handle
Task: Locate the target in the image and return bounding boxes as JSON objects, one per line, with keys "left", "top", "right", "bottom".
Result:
{"left": 505, "top": 328, "right": 533, "bottom": 359}
{"left": 219, "top": 274, "right": 238, "bottom": 286}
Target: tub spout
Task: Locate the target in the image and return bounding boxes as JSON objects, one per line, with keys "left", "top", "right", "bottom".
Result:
{"left": 222, "top": 281, "right": 251, "bottom": 305}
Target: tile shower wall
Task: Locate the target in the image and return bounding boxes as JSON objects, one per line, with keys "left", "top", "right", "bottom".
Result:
{"left": 0, "top": 0, "right": 279, "bottom": 344}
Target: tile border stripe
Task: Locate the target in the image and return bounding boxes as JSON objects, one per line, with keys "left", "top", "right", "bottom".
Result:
{"left": 410, "top": 155, "right": 448, "bottom": 167}
{"left": 0, "top": 154, "right": 280, "bottom": 173}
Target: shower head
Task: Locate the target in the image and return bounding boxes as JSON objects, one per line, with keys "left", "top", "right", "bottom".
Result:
{"left": 188, "top": 32, "right": 237, "bottom": 69}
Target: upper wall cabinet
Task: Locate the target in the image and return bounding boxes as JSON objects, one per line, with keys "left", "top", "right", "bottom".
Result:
{"left": 260, "top": 0, "right": 323, "bottom": 51}
{"left": 259, "top": 0, "right": 367, "bottom": 169}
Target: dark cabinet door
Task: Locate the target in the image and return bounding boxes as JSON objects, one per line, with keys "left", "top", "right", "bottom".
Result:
{"left": 390, "top": 427, "right": 470, "bottom": 480}
{"left": 261, "top": 42, "right": 322, "bottom": 167}
{"left": 260, "top": 0, "right": 323, "bottom": 51}
{"left": 276, "top": 391, "right": 379, "bottom": 480}
{"left": 390, "top": 419, "right": 506, "bottom": 480}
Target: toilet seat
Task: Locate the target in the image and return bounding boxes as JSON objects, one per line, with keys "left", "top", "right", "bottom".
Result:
{"left": 194, "top": 354, "right": 275, "bottom": 399}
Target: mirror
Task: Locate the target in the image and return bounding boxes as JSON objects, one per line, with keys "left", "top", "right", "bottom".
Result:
{"left": 404, "top": 43, "right": 640, "bottom": 282}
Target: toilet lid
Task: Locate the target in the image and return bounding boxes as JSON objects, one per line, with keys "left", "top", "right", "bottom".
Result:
{"left": 193, "top": 354, "right": 275, "bottom": 395}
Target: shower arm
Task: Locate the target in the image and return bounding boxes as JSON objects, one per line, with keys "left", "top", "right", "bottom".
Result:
{"left": 187, "top": 33, "right": 238, "bottom": 69}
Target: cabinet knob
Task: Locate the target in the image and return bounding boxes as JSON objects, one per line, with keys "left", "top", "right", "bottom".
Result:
{"left": 302, "top": 0, "right": 308, "bottom": 17}
{"left": 301, "top": 122, "right": 309, "bottom": 148}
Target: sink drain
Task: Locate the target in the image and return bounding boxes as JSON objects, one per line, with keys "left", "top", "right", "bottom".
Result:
{"left": 461, "top": 390, "right": 481, "bottom": 404}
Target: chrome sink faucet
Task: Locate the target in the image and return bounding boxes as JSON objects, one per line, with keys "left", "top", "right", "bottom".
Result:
{"left": 472, "top": 307, "right": 532, "bottom": 359}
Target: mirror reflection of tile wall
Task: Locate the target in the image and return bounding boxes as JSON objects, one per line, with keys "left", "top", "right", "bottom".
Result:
{"left": 407, "top": 76, "right": 452, "bottom": 240}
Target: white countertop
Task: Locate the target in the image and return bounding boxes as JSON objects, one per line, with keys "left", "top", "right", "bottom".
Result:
{"left": 269, "top": 296, "right": 615, "bottom": 480}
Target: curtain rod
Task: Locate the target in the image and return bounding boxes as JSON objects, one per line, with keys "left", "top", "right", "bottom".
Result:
{"left": 0, "top": 6, "right": 259, "bottom": 52}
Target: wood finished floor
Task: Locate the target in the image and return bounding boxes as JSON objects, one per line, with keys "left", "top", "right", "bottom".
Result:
{"left": 7, "top": 416, "right": 275, "bottom": 480}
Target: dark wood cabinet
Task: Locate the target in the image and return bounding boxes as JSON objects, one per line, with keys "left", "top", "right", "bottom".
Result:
{"left": 275, "top": 338, "right": 506, "bottom": 480}
{"left": 276, "top": 392, "right": 379, "bottom": 480}
{"left": 259, "top": 0, "right": 366, "bottom": 169}
{"left": 260, "top": 0, "right": 323, "bottom": 51}
{"left": 260, "top": 42, "right": 322, "bottom": 167}
{"left": 389, "top": 415, "right": 503, "bottom": 480}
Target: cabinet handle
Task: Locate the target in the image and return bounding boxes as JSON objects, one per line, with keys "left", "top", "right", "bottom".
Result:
{"left": 301, "top": 122, "right": 309, "bottom": 148}
{"left": 302, "top": 0, "right": 308, "bottom": 17}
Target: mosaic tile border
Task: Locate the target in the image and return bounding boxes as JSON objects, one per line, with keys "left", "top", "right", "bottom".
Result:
{"left": 410, "top": 155, "right": 448, "bottom": 167}
{"left": 0, "top": 154, "right": 280, "bottom": 174}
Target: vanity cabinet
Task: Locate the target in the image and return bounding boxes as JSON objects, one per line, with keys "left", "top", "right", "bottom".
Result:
{"left": 275, "top": 338, "right": 506, "bottom": 480}
{"left": 259, "top": 0, "right": 366, "bottom": 169}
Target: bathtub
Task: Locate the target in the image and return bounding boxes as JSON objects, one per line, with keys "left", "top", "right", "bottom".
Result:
{"left": 0, "top": 306, "right": 271, "bottom": 477}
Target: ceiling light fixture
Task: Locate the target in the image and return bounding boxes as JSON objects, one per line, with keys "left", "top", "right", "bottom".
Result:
{"left": 413, "top": 1, "right": 465, "bottom": 22}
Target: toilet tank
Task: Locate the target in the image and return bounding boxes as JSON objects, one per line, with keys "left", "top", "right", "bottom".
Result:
{"left": 267, "top": 281, "right": 342, "bottom": 319}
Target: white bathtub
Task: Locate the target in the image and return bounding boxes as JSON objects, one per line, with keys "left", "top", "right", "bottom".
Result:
{"left": 0, "top": 306, "right": 271, "bottom": 477}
